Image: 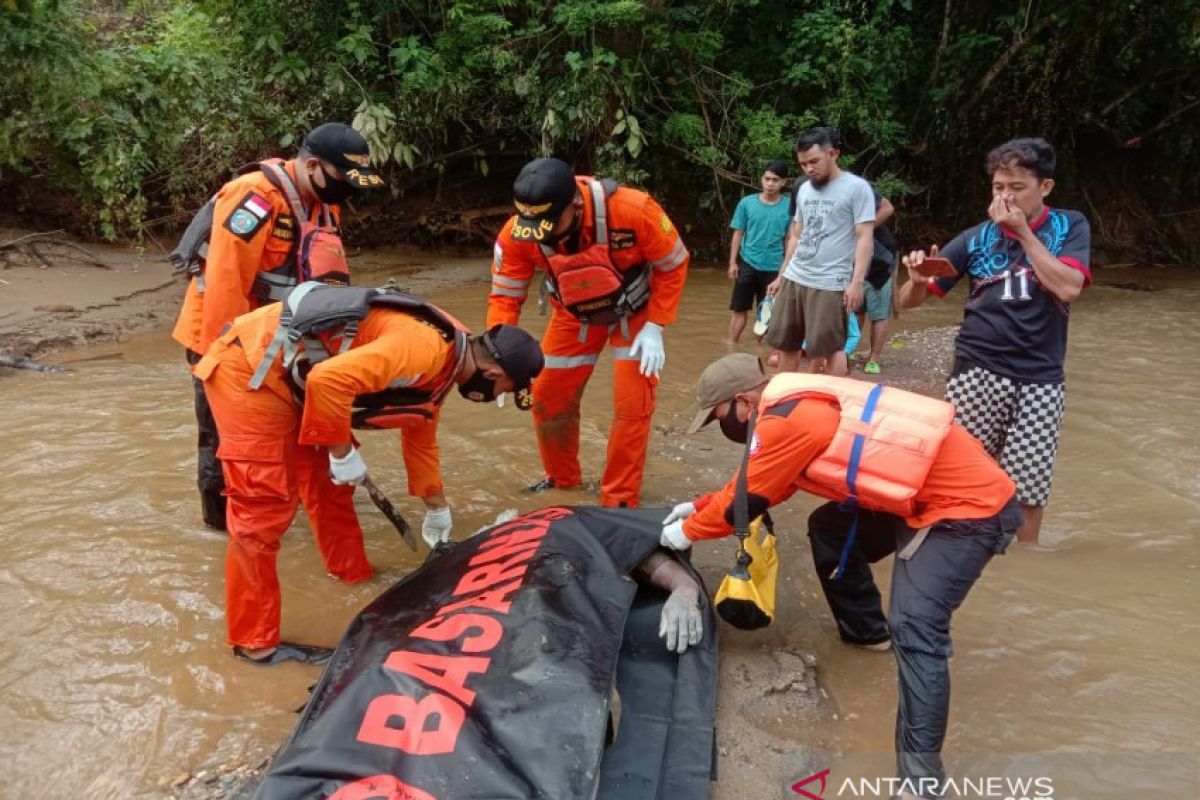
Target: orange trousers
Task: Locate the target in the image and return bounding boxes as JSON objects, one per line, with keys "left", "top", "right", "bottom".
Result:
{"left": 532, "top": 309, "right": 657, "bottom": 507}
{"left": 202, "top": 347, "right": 372, "bottom": 650}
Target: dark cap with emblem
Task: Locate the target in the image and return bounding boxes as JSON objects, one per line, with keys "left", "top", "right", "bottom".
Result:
{"left": 510, "top": 158, "right": 578, "bottom": 242}
{"left": 302, "top": 122, "right": 384, "bottom": 190}
{"left": 483, "top": 324, "right": 545, "bottom": 410}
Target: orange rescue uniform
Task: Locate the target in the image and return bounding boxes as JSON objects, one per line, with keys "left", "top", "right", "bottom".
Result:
{"left": 486, "top": 179, "right": 689, "bottom": 506}
{"left": 194, "top": 303, "right": 457, "bottom": 649}
{"left": 172, "top": 163, "right": 339, "bottom": 356}
{"left": 683, "top": 398, "right": 1016, "bottom": 542}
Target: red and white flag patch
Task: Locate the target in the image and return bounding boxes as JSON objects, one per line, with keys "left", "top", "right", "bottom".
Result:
{"left": 243, "top": 193, "right": 270, "bottom": 219}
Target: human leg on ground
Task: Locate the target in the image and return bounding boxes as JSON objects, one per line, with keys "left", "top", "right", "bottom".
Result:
{"left": 863, "top": 276, "right": 893, "bottom": 373}
{"left": 293, "top": 441, "right": 372, "bottom": 583}
{"left": 999, "top": 379, "right": 1065, "bottom": 544}
{"left": 807, "top": 502, "right": 896, "bottom": 646}
{"left": 888, "top": 503, "right": 1018, "bottom": 788}
{"left": 204, "top": 356, "right": 303, "bottom": 655}
{"left": 944, "top": 363, "right": 1016, "bottom": 458}
{"left": 726, "top": 311, "right": 749, "bottom": 348}
{"left": 603, "top": 317, "right": 659, "bottom": 507}
{"left": 801, "top": 285, "right": 847, "bottom": 375}
{"left": 187, "top": 349, "right": 227, "bottom": 530}
{"left": 766, "top": 277, "right": 807, "bottom": 373}
{"left": 727, "top": 261, "right": 759, "bottom": 347}
{"left": 530, "top": 310, "right": 607, "bottom": 491}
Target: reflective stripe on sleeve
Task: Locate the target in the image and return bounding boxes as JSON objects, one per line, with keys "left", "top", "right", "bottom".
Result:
{"left": 490, "top": 286, "right": 528, "bottom": 299}
{"left": 650, "top": 240, "right": 688, "bottom": 271}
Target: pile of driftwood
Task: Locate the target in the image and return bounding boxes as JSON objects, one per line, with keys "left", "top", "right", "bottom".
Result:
{"left": 0, "top": 230, "right": 109, "bottom": 270}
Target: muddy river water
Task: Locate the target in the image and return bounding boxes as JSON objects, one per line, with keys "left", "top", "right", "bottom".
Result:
{"left": 0, "top": 261, "right": 1196, "bottom": 798}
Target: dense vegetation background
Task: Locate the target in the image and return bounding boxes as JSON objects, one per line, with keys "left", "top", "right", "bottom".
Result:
{"left": 2, "top": 0, "right": 1198, "bottom": 262}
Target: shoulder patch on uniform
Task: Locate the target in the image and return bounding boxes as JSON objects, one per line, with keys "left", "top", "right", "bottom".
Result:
{"left": 271, "top": 213, "right": 296, "bottom": 241}
{"left": 223, "top": 191, "right": 272, "bottom": 242}
{"left": 609, "top": 228, "right": 637, "bottom": 250}
{"left": 659, "top": 213, "right": 673, "bottom": 235}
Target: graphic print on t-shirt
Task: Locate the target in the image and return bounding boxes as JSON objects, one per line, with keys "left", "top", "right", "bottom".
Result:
{"left": 796, "top": 208, "right": 827, "bottom": 263}
{"left": 964, "top": 213, "right": 1073, "bottom": 313}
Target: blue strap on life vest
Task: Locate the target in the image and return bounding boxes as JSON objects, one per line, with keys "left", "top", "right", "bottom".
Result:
{"left": 831, "top": 383, "right": 884, "bottom": 580}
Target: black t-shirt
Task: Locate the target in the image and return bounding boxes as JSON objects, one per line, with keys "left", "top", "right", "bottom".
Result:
{"left": 933, "top": 208, "right": 1091, "bottom": 383}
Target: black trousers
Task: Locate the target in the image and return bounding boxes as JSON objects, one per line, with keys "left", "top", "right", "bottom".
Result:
{"left": 807, "top": 498, "right": 1022, "bottom": 794}
{"left": 186, "top": 349, "right": 227, "bottom": 531}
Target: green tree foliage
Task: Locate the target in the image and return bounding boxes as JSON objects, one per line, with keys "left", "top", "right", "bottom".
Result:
{"left": 2, "top": 0, "right": 1199, "bottom": 259}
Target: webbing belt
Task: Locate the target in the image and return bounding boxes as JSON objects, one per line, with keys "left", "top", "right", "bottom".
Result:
{"left": 831, "top": 383, "right": 884, "bottom": 580}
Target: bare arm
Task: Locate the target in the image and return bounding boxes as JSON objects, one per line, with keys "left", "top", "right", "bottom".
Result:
{"left": 851, "top": 221, "right": 874, "bottom": 286}
{"left": 991, "top": 197, "right": 1084, "bottom": 302}
{"left": 782, "top": 219, "right": 802, "bottom": 268}
{"left": 636, "top": 549, "right": 703, "bottom": 654}
{"left": 875, "top": 196, "right": 895, "bottom": 226}
{"left": 727, "top": 229, "right": 745, "bottom": 279}
{"left": 769, "top": 220, "right": 803, "bottom": 297}
{"left": 843, "top": 221, "right": 875, "bottom": 311}
{"left": 897, "top": 246, "right": 938, "bottom": 309}
{"left": 1022, "top": 233, "right": 1085, "bottom": 302}
{"left": 636, "top": 550, "right": 700, "bottom": 594}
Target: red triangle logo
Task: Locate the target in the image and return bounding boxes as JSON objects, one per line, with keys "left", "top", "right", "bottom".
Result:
{"left": 791, "top": 768, "right": 831, "bottom": 799}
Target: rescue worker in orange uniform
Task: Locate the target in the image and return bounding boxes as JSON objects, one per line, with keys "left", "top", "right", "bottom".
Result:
{"left": 171, "top": 122, "right": 383, "bottom": 531}
{"left": 193, "top": 282, "right": 544, "bottom": 666}
{"left": 486, "top": 158, "right": 689, "bottom": 507}
{"left": 661, "top": 354, "right": 1023, "bottom": 797}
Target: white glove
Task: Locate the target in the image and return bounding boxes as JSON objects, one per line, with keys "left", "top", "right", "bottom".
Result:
{"left": 659, "top": 586, "right": 703, "bottom": 654}
{"left": 422, "top": 506, "right": 453, "bottom": 548}
{"left": 629, "top": 322, "right": 665, "bottom": 378}
{"left": 328, "top": 446, "right": 368, "bottom": 486}
{"left": 660, "top": 519, "right": 692, "bottom": 551}
{"left": 663, "top": 501, "right": 696, "bottom": 526}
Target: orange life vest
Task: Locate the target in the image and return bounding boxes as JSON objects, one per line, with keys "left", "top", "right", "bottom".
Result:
{"left": 758, "top": 374, "right": 955, "bottom": 517}
{"left": 539, "top": 177, "right": 651, "bottom": 333}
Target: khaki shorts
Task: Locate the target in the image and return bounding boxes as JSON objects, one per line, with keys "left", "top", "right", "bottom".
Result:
{"left": 766, "top": 278, "right": 846, "bottom": 356}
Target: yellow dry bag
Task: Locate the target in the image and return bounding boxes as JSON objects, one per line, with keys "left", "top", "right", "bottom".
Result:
{"left": 713, "top": 411, "right": 780, "bottom": 630}
{"left": 714, "top": 513, "right": 778, "bottom": 630}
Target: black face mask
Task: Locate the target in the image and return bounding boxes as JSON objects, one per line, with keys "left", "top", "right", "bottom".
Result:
{"left": 458, "top": 369, "right": 498, "bottom": 403}
{"left": 312, "top": 163, "right": 356, "bottom": 205}
{"left": 720, "top": 404, "right": 751, "bottom": 444}
{"left": 544, "top": 207, "right": 580, "bottom": 246}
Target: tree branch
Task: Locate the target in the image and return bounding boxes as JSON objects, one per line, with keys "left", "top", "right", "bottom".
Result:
{"left": 1123, "top": 97, "right": 1200, "bottom": 148}
{"left": 962, "top": 12, "right": 1055, "bottom": 112}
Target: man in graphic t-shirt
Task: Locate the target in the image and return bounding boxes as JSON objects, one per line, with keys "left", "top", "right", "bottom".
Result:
{"left": 899, "top": 137, "right": 1091, "bottom": 546}
{"left": 767, "top": 127, "right": 875, "bottom": 375}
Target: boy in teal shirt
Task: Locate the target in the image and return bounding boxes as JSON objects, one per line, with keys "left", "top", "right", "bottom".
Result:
{"left": 726, "top": 160, "right": 791, "bottom": 347}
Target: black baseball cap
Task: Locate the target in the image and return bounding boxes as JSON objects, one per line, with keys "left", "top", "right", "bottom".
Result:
{"left": 510, "top": 158, "right": 578, "bottom": 242}
{"left": 483, "top": 324, "right": 544, "bottom": 410}
{"left": 302, "top": 122, "right": 384, "bottom": 190}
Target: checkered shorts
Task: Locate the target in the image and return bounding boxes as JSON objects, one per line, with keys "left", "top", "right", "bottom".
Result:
{"left": 945, "top": 364, "right": 1066, "bottom": 507}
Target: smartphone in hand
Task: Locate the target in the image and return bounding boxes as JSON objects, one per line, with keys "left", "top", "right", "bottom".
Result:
{"left": 911, "top": 256, "right": 957, "bottom": 279}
